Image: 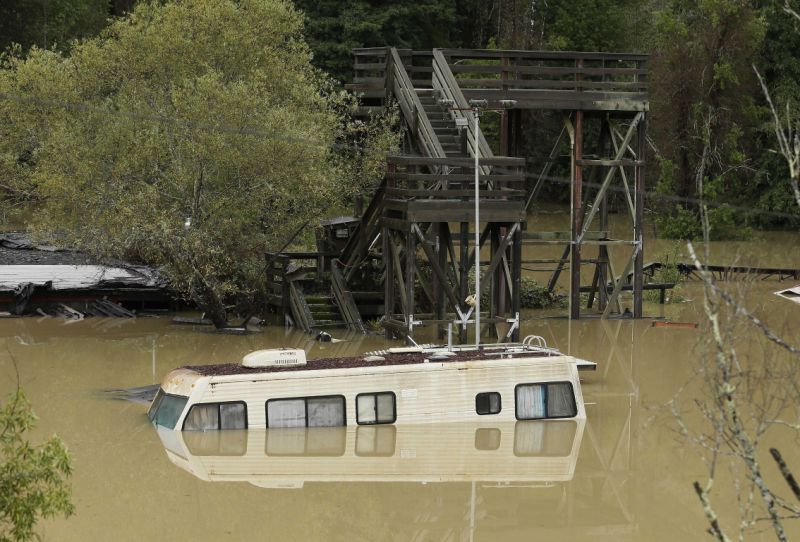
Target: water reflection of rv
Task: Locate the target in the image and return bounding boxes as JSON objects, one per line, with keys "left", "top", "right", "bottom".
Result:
{"left": 148, "top": 338, "right": 593, "bottom": 431}
{"left": 156, "top": 420, "right": 585, "bottom": 487}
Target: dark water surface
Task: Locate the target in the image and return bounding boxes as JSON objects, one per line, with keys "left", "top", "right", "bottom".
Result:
{"left": 1, "top": 226, "right": 799, "bottom": 540}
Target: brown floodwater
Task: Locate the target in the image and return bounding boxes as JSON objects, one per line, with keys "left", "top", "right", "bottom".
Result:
{"left": 1, "top": 220, "right": 799, "bottom": 541}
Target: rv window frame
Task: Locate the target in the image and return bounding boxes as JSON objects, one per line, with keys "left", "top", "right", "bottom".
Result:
{"left": 147, "top": 388, "right": 165, "bottom": 421}
{"left": 265, "top": 395, "right": 347, "bottom": 428}
{"left": 182, "top": 400, "right": 249, "bottom": 431}
{"left": 475, "top": 392, "right": 502, "bottom": 415}
{"left": 355, "top": 392, "right": 397, "bottom": 425}
{"left": 514, "top": 381, "right": 578, "bottom": 421}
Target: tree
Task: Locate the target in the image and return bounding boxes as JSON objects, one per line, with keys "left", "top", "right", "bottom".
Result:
{"left": 649, "top": 0, "right": 766, "bottom": 238}
{"left": 0, "top": 0, "right": 110, "bottom": 53}
{"left": 675, "top": 8, "right": 800, "bottom": 537}
{"left": 295, "top": 0, "right": 457, "bottom": 82}
{"left": 0, "top": 0, "right": 394, "bottom": 327}
{"left": 0, "top": 389, "right": 73, "bottom": 542}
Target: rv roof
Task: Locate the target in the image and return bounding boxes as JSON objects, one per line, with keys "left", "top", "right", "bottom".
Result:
{"left": 183, "top": 348, "right": 556, "bottom": 377}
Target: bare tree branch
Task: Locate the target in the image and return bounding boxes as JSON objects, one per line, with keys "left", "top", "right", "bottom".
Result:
{"left": 695, "top": 480, "right": 733, "bottom": 542}
{"left": 753, "top": 65, "right": 800, "bottom": 210}
{"left": 771, "top": 448, "right": 800, "bottom": 502}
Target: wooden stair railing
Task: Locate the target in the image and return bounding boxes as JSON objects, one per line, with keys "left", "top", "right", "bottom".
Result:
{"left": 386, "top": 47, "right": 447, "bottom": 160}
{"left": 432, "top": 49, "right": 494, "bottom": 173}
{"left": 330, "top": 261, "right": 366, "bottom": 334}
{"left": 339, "top": 178, "right": 386, "bottom": 280}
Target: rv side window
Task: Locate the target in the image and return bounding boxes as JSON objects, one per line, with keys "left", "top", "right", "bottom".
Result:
{"left": 515, "top": 382, "right": 577, "bottom": 420}
{"left": 475, "top": 392, "right": 501, "bottom": 415}
{"left": 183, "top": 402, "right": 247, "bottom": 431}
{"left": 356, "top": 392, "right": 396, "bottom": 425}
{"left": 266, "top": 396, "right": 346, "bottom": 428}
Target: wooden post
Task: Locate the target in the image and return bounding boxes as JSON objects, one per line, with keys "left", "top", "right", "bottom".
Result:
{"left": 459, "top": 221, "right": 469, "bottom": 343}
{"left": 570, "top": 109, "right": 584, "bottom": 320}
{"left": 383, "top": 227, "right": 393, "bottom": 340}
{"left": 500, "top": 57, "right": 509, "bottom": 156}
{"left": 598, "top": 118, "right": 611, "bottom": 312}
{"left": 405, "top": 227, "right": 416, "bottom": 344}
{"left": 497, "top": 226, "right": 507, "bottom": 318}
{"left": 633, "top": 114, "right": 646, "bottom": 318}
{"left": 436, "top": 223, "right": 447, "bottom": 338}
{"left": 489, "top": 225, "right": 500, "bottom": 339}
{"left": 511, "top": 224, "right": 522, "bottom": 342}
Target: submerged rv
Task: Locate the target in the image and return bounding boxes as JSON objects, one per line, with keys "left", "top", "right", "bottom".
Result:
{"left": 148, "top": 337, "right": 593, "bottom": 431}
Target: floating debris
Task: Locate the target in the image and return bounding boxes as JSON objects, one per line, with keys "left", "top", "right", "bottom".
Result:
{"left": 651, "top": 321, "right": 699, "bottom": 329}
{"left": 775, "top": 285, "right": 800, "bottom": 305}
{"left": 97, "top": 384, "right": 160, "bottom": 404}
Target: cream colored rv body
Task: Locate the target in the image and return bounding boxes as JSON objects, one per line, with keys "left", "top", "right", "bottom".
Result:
{"left": 154, "top": 352, "right": 586, "bottom": 429}
{"left": 157, "top": 419, "right": 585, "bottom": 487}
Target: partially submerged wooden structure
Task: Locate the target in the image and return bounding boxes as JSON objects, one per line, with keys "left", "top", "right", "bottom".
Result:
{"left": 266, "top": 47, "right": 651, "bottom": 342}
{"left": 0, "top": 264, "right": 171, "bottom": 315}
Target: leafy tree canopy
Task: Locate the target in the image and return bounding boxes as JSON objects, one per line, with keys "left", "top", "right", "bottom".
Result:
{"left": 0, "top": 0, "right": 395, "bottom": 325}
{"left": 0, "top": 389, "right": 73, "bottom": 542}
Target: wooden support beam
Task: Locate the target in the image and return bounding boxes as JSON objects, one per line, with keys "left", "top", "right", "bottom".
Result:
{"left": 388, "top": 233, "right": 408, "bottom": 316}
{"left": 480, "top": 223, "right": 519, "bottom": 296}
{"left": 405, "top": 228, "right": 416, "bottom": 342}
{"left": 511, "top": 226, "right": 522, "bottom": 342}
{"left": 602, "top": 245, "right": 640, "bottom": 318}
{"left": 382, "top": 226, "right": 394, "bottom": 340}
{"left": 570, "top": 108, "right": 584, "bottom": 319}
{"left": 598, "top": 117, "right": 611, "bottom": 312}
{"left": 578, "top": 111, "right": 643, "bottom": 242}
{"left": 459, "top": 221, "right": 469, "bottom": 343}
{"left": 633, "top": 114, "right": 646, "bottom": 318}
{"left": 413, "top": 224, "right": 462, "bottom": 311}
{"left": 548, "top": 244, "right": 571, "bottom": 292}
{"left": 436, "top": 223, "right": 448, "bottom": 337}
{"left": 610, "top": 124, "right": 637, "bottom": 220}
{"left": 525, "top": 122, "right": 567, "bottom": 213}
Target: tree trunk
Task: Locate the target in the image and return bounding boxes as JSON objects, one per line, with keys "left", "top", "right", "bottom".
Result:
{"left": 191, "top": 275, "right": 228, "bottom": 329}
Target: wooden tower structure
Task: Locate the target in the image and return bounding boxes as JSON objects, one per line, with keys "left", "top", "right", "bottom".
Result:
{"left": 266, "top": 47, "right": 649, "bottom": 341}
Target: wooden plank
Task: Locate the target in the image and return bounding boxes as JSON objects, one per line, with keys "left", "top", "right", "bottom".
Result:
{"left": 387, "top": 155, "right": 525, "bottom": 167}
{"left": 406, "top": 207, "right": 526, "bottom": 223}
{"left": 438, "top": 48, "right": 648, "bottom": 62}
{"left": 413, "top": 224, "right": 461, "bottom": 310}
{"left": 576, "top": 159, "right": 644, "bottom": 167}
{"left": 523, "top": 230, "right": 607, "bottom": 240}
{"left": 385, "top": 188, "right": 526, "bottom": 198}
{"left": 405, "top": 229, "right": 416, "bottom": 341}
{"left": 388, "top": 233, "right": 408, "bottom": 316}
{"left": 385, "top": 173, "right": 526, "bottom": 183}
{"left": 0, "top": 265, "right": 162, "bottom": 291}
{"left": 480, "top": 223, "right": 518, "bottom": 296}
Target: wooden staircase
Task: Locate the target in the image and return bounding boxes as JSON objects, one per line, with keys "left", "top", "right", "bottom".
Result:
{"left": 268, "top": 47, "right": 520, "bottom": 336}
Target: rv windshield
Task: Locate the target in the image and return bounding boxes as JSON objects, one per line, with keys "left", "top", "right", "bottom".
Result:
{"left": 148, "top": 388, "right": 188, "bottom": 429}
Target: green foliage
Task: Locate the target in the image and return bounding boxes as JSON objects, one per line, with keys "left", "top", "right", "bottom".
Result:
{"left": 0, "top": 0, "right": 396, "bottom": 326}
{"left": 644, "top": 243, "right": 686, "bottom": 303}
{"left": 649, "top": 0, "right": 766, "bottom": 230}
{"left": 656, "top": 206, "right": 703, "bottom": 240}
{"left": 0, "top": 390, "right": 73, "bottom": 542}
{"left": 519, "top": 277, "right": 566, "bottom": 309}
{"left": 466, "top": 267, "right": 563, "bottom": 310}
{"left": 546, "top": 0, "right": 647, "bottom": 51}
{"left": 656, "top": 205, "right": 753, "bottom": 240}
{"left": 295, "top": 0, "right": 457, "bottom": 82}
